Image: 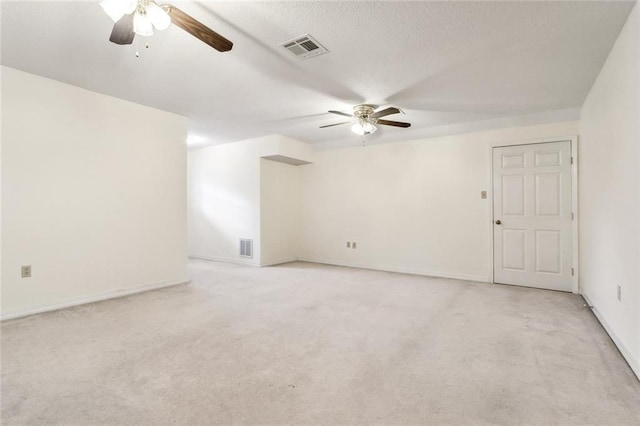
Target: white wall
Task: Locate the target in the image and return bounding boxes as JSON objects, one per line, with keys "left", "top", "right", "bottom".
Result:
{"left": 260, "top": 159, "right": 302, "bottom": 266}
{"left": 188, "top": 140, "right": 262, "bottom": 265}
{"left": 579, "top": 3, "right": 639, "bottom": 376}
{"left": 299, "top": 121, "right": 579, "bottom": 282}
{"left": 1, "top": 67, "right": 188, "bottom": 318}
{"left": 188, "top": 135, "right": 310, "bottom": 266}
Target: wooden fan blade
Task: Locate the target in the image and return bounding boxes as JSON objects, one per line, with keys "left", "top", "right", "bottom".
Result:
{"left": 328, "top": 110, "right": 353, "bottom": 118}
{"left": 109, "top": 13, "right": 135, "bottom": 45}
{"left": 320, "top": 122, "right": 350, "bottom": 128}
{"left": 164, "top": 5, "right": 233, "bottom": 52}
{"left": 377, "top": 119, "right": 411, "bottom": 128}
{"left": 370, "top": 107, "right": 400, "bottom": 119}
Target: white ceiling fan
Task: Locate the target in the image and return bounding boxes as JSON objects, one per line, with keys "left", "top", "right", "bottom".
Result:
{"left": 100, "top": 0, "right": 233, "bottom": 52}
{"left": 320, "top": 104, "right": 411, "bottom": 135}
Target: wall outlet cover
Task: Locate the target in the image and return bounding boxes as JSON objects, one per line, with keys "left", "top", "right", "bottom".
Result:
{"left": 21, "top": 265, "right": 32, "bottom": 278}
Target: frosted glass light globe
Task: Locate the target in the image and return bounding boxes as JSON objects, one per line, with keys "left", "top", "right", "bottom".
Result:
{"left": 147, "top": 2, "right": 171, "bottom": 30}
{"left": 133, "top": 11, "right": 154, "bottom": 36}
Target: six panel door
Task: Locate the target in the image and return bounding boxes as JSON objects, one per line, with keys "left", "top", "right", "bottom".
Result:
{"left": 493, "top": 141, "right": 573, "bottom": 291}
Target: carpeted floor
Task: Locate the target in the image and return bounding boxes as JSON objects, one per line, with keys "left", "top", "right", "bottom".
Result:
{"left": 2, "top": 260, "right": 639, "bottom": 425}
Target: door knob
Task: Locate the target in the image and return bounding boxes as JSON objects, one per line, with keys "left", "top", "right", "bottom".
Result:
{"left": 495, "top": 220, "right": 502, "bottom": 225}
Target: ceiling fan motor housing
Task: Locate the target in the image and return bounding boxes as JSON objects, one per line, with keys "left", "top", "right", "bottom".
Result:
{"left": 353, "top": 104, "right": 378, "bottom": 122}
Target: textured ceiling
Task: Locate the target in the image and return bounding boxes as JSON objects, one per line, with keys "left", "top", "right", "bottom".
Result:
{"left": 1, "top": 1, "right": 636, "bottom": 149}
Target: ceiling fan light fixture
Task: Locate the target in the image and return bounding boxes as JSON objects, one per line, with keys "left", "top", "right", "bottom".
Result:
{"left": 350, "top": 123, "right": 365, "bottom": 136}
{"left": 363, "top": 122, "right": 377, "bottom": 134}
{"left": 351, "top": 121, "right": 377, "bottom": 136}
{"left": 146, "top": 2, "right": 171, "bottom": 30}
{"left": 133, "top": 11, "right": 154, "bottom": 36}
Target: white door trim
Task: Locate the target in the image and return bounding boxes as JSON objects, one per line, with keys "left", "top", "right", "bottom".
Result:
{"left": 489, "top": 135, "right": 579, "bottom": 293}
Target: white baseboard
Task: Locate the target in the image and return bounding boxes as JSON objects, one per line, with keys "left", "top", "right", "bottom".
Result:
{"left": 260, "top": 257, "right": 298, "bottom": 267}
{"left": 297, "top": 257, "right": 490, "bottom": 283}
{"left": 188, "top": 254, "right": 260, "bottom": 267}
{"left": 188, "top": 254, "right": 297, "bottom": 267}
{"left": 582, "top": 294, "right": 640, "bottom": 380}
{"left": 189, "top": 255, "right": 489, "bottom": 283}
{"left": 1, "top": 279, "right": 189, "bottom": 321}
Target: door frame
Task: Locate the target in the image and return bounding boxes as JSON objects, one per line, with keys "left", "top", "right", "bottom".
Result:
{"left": 489, "top": 135, "right": 579, "bottom": 293}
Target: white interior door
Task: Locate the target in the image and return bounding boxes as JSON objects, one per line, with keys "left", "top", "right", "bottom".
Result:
{"left": 493, "top": 141, "right": 573, "bottom": 291}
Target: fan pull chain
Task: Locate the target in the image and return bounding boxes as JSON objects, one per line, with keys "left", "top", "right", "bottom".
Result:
{"left": 135, "top": 40, "right": 151, "bottom": 58}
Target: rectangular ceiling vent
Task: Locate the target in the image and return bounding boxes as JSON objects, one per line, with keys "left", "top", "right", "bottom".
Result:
{"left": 240, "top": 239, "right": 253, "bottom": 258}
{"left": 281, "top": 34, "right": 328, "bottom": 60}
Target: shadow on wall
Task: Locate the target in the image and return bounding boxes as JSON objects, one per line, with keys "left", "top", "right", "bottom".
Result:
{"left": 189, "top": 182, "right": 253, "bottom": 259}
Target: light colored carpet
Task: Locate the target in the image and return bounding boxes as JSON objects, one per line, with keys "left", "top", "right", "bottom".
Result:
{"left": 2, "top": 260, "right": 639, "bottom": 425}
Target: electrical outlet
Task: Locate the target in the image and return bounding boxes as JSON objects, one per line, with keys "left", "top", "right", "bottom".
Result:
{"left": 347, "top": 241, "right": 351, "bottom": 248}
{"left": 21, "top": 265, "right": 31, "bottom": 278}
{"left": 617, "top": 285, "right": 622, "bottom": 301}
{"left": 352, "top": 242, "right": 357, "bottom": 249}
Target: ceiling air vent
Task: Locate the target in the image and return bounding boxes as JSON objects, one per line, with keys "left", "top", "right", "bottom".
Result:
{"left": 240, "top": 239, "right": 253, "bottom": 258}
{"left": 281, "top": 34, "right": 328, "bottom": 60}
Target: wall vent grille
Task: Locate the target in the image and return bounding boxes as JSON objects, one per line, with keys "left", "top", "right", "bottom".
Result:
{"left": 240, "top": 239, "right": 253, "bottom": 258}
{"left": 281, "top": 34, "right": 328, "bottom": 60}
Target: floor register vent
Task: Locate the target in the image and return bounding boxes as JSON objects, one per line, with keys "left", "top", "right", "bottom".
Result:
{"left": 240, "top": 239, "right": 253, "bottom": 258}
